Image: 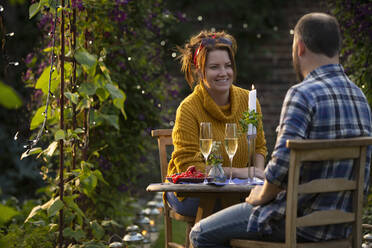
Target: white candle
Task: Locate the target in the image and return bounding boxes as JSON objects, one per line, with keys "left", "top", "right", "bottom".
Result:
{"left": 248, "top": 85, "right": 256, "bottom": 135}
{"left": 249, "top": 84, "right": 256, "bottom": 112}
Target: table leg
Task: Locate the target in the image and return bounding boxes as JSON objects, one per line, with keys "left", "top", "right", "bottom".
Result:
{"left": 195, "top": 195, "right": 215, "bottom": 223}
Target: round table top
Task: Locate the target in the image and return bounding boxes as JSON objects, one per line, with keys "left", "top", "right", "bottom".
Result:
{"left": 146, "top": 182, "right": 255, "bottom": 193}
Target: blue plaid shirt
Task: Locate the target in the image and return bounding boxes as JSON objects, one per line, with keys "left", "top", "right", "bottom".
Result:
{"left": 247, "top": 64, "right": 372, "bottom": 241}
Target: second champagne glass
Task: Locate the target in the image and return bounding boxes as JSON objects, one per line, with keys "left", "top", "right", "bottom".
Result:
{"left": 225, "top": 123, "right": 238, "bottom": 184}
{"left": 200, "top": 122, "right": 213, "bottom": 184}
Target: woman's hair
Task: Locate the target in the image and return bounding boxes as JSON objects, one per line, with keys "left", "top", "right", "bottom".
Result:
{"left": 177, "top": 30, "right": 237, "bottom": 88}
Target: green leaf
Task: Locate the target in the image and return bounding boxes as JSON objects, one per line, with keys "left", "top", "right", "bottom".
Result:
{"left": 113, "top": 97, "right": 127, "bottom": 119}
{"left": 93, "top": 169, "right": 108, "bottom": 185}
{"left": 74, "top": 49, "right": 97, "bottom": 70}
{"left": 24, "top": 205, "right": 42, "bottom": 223}
{"left": 35, "top": 66, "right": 59, "bottom": 95}
{"left": 0, "top": 204, "right": 19, "bottom": 225}
{"left": 48, "top": 0, "right": 58, "bottom": 10}
{"left": 96, "top": 88, "right": 109, "bottom": 102}
{"left": 76, "top": 97, "right": 91, "bottom": 111}
{"left": 29, "top": 3, "right": 40, "bottom": 19}
{"left": 54, "top": 129, "right": 65, "bottom": 141}
{"left": 78, "top": 83, "right": 97, "bottom": 96}
{"left": 90, "top": 220, "right": 104, "bottom": 240}
{"left": 80, "top": 171, "right": 98, "bottom": 199}
{"left": 63, "top": 227, "right": 86, "bottom": 242}
{"left": 30, "top": 105, "right": 51, "bottom": 130}
{"left": 20, "top": 147, "right": 43, "bottom": 160}
{"left": 44, "top": 141, "right": 58, "bottom": 157}
{"left": 102, "top": 114, "right": 119, "bottom": 130}
{"left": 98, "top": 61, "right": 112, "bottom": 83}
{"left": 101, "top": 219, "right": 123, "bottom": 228}
{"left": 64, "top": 195, "right": 86, "bottom": 225}
{"left": 0, "top": 81, "right": 22, "bottom": 109}
{"left": 105, "top": 83, "right": 123, "bottom": 99}
{"left": 74, "top": 128, "right": 85, "bottom": 134}
{"left": 64, "top": 92, "right": 79, "bottom": 104}
{"left": 47, "top": 197, "right": 64, "bottom": 217}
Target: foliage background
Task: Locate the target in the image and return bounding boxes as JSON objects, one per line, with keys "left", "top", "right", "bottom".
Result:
{"left": 0, "top": 0, "right": 370, "bottom": 246}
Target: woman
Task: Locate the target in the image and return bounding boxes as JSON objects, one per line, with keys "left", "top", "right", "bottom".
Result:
{"left": 166, "top": 30, "right": 267, "bottom": 217}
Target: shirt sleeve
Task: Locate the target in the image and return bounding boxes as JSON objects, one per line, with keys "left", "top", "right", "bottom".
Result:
{"left": 265, "top": 87, "right": 313, "bottom": 188}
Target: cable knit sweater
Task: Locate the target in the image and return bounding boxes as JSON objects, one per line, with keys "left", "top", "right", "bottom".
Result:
{"left": 167, "top": 83, "right": 267, "bottom": 177}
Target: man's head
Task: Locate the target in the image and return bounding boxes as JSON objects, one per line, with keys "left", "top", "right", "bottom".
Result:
{"left": 292, "top": 13, "right": 341, "bottom": 81}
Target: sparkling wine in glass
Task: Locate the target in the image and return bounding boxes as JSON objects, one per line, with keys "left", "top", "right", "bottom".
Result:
{"left": 200, "top": 122, "right": 213, "bottom": 184}
{"left": 225, "top": 123, "right": 238, "bottom": 184}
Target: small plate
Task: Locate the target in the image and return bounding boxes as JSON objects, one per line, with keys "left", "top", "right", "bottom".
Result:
{"left": 166, "top": 176, "right": 213, "bottom": 184}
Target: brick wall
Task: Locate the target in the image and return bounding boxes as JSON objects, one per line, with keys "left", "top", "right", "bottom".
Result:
{"left": 256, "top": 0, "right": 327, "bottom": 157}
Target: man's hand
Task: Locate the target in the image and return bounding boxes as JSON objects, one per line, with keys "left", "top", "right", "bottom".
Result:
{"left": 245, "top": 180, "right": 282, "bottom": 206}
{"left": 245, "top": 185, "right": 264, "bottom": 206}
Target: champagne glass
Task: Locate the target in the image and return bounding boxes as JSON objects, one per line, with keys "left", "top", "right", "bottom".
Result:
{"left": 200, "top": 122, "right": 213, "bottom": 184}
{"left": 224, "top": 123, "right": 238, "bottom": 184}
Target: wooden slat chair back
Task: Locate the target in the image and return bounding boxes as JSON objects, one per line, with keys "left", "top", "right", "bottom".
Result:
{"left": 231, "top": 137, "right": 372, "bottom": 248}
{"left": 152, "top": 129, "right": 195, "bottom": 248}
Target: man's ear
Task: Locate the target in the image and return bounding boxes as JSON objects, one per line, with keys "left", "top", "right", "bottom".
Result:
{"left": 297, "top": 40, "right": 306, "bottom": 57}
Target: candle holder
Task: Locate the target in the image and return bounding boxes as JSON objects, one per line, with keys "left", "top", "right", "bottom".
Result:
{"left": 109, "top": 241, "right": 123, "bottom": 248}
{"left": 135, "top": 211, "right": 151, "bottom": 247}
{"left": 148, "top": 218, "right": 159, "bottom": 243}
{"left": 246, "top": 132, "right": 256, "bottom": 183}
{"left": 122, "top": 225, "right": 144, "bottom": 248}
{"left": 153, "top": 192, "right": 164, "bottom": 213}
{"left": 144, "top": 201, "right": 160, "bottom": 221}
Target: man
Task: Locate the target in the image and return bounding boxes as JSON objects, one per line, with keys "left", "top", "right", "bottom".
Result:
{"left": 189, "top": 12, "right": 372, "bottom": 247}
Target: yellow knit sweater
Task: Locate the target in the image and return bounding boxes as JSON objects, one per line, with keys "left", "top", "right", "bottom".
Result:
{"left": 167, "top": 83, "right": 267, "bottom": 177}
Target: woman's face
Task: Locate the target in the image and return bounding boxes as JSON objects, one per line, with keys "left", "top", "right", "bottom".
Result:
{"left": 202, "top": 49, "right": 234, "bottom": 95}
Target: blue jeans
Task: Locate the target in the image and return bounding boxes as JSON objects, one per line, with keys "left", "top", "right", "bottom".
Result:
{"left": 166, "top": 192, "right": 200, "bottom": 217}
{"left": 189, "top": 202, "right": 286, "bottom": 248}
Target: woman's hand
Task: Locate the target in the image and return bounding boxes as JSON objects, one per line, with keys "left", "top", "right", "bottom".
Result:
{"left": 222, "top": 167, "right": 265, "bottom": 179}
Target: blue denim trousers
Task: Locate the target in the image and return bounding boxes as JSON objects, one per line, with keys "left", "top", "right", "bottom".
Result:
{"left": 189, "top": 202, "right": 286, "bottom": 248}
{"left": 165, "top": 192, "right": 200, "bottom": 217}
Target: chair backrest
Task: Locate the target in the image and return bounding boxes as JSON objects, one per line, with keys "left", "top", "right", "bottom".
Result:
{"left": 152, "top": 129, "right": 173, "bottom": 181}
{"left": 285, "top": 137, "right": 372, "bottom": 247}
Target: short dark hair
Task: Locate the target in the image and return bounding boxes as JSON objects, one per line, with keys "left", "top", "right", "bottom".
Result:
{"left": 294, "top": 13, "right": 341, "bottom": 58}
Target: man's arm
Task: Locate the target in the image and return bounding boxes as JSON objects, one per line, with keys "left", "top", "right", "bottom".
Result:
{"left": 245, "top": 180, "right": 282, "bottom": 206}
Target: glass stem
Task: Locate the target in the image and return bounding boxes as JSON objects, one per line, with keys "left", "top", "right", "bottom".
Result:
{"left": 204, "top": 155, "right": 209, "bottom": 183}
{"left": 229, "top": 157, "right": 233, "bottom": 181}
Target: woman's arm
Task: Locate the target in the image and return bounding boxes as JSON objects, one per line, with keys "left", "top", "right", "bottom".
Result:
{"left": 223, "top": 153, "right": 265, "bottom": 179}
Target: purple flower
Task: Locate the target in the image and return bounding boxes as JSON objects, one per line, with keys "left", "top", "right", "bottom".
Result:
{"left": 116, "top": 0, "right": 129, "bottom": 6}
{"left": 34, "top": 89, "right": 43, "bottom": 99}
{"left": 168, "top": 89, "right": 179, "bottom": 98}
{"left": 138, "top": 114, "right": 145, "bottom": 121}
{"left": 175, "top": 11, "right": 187, "bottom": 22}
{"left": 24, "top": 53, "right": 34, "bottom": 64}
{"left": 23, "top": 69, "right": 32, "bottom": 81}
{"left": 98, "top": 156, "right": 112, "bottom": 170}
{"left": 118, "top": 61, "right": 126, "bottom": 71}
{"left": 71, "top": 0, "right": 85, "bottom": 11}
{"left": 103, "top": 32, "right": 111, "bottom": 39}
{"left": 118, "top": 183, "right": 129, "bottom": 192}
{"left": 36, "top": 61, "right": 47, "bottom": 76}
{"left": 37, "top": 14, "right": 52, "bottom": 30}
{"left": 111, "top": 9, "right": 127, "bottom": 22}
{"left": 140, "top": 156, "right": 147, "bottom": 163}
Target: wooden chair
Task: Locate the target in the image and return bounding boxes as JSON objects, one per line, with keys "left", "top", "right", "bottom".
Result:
{"left": 152, "top": 129, "right": 195, "bottom": 248}
{"left": 231, "top": 137, "right": 372, "bottom": 248}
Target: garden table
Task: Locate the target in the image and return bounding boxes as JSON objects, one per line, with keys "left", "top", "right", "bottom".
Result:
{"left": 146, "top": 182, "right": 255, "bottom": 223}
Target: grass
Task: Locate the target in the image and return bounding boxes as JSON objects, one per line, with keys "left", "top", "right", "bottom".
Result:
{"left": 151, "top": 218, "right": 187, "bottom": 248}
